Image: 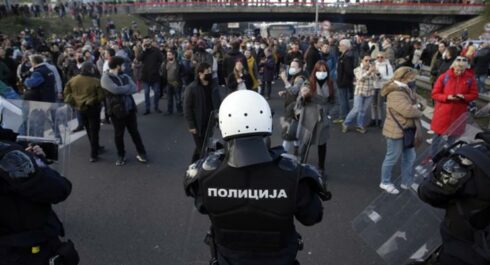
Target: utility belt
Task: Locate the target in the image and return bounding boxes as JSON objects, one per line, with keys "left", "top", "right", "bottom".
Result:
{"left": 204, "top": 229, "right": 303, "bottom": 265}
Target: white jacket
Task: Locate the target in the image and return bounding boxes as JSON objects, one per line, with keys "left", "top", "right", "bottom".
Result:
{"left": 374, "top": 60, "right": 393, "bottom": 89}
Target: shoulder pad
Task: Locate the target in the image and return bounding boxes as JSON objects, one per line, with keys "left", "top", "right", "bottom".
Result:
{"left": 300, "top": 164, "right": 332, "bottom": 201}
{"left": 279, "top": 153, "right": 299, "bottom": 171}
{"left": 202, "top": 150, "right": 225, "bottom": 172}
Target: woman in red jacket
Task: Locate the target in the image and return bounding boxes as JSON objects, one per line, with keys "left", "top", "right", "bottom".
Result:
{"left": 430, "top": 56, "right": 478, "bottom": 156}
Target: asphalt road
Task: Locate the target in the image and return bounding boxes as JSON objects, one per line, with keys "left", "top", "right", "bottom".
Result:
{"left": 60, "top": 84, "right": 395, "bottom": 265}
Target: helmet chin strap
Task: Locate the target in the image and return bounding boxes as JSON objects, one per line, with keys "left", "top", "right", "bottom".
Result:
{"left": 226, "top": 136, "right": 272, "bottom": 168}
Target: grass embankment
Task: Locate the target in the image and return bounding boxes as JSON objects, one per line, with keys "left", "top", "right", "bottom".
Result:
{"left": 0, "top": 14, "right": 149, "bottom": 37}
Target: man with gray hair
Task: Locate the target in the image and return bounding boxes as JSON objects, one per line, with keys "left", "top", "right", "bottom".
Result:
{"left": 334, "top": 39, "right": 355, "bottom": 124}
{"left": 23, "top": 54, "right": 56, "bottom": 102}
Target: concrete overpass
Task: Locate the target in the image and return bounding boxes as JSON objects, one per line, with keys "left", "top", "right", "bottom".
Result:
{"left": 127, "top": 2, "right": 485, "bottom": 34}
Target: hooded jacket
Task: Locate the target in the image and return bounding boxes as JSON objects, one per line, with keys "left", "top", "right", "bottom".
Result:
{"left": 431, "top": 68, "right": 478, "bottom": 136}
{"left": 381, "top": 81, "right": 422, "bottom": 139}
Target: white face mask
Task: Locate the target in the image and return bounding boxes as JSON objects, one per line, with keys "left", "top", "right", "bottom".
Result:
{"left": 288, "top": 67, "right": 298, "bottom": 76}
{"left": 260, "top": 44, "right": 266, "bottom": 49}
{"left": 315, "top": 71, "right": 328, "bottom": 80}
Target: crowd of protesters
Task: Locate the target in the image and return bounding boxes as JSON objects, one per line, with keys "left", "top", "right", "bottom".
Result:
{"left": 0, "top": 16, "right": 489, "bottom": 194}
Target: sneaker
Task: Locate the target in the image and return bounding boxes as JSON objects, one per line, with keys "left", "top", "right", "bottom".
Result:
{"left": 379, "top": 183, "right": 400, "bottom": 195}
{"left": 356, "top": 127, "right": 367, "bottom": 134}
{"left": 89, "top": 156, "right": 98, "bottom": 163}
{"left": 72, "top": 126, "right": 84, "bottom": 133}
{"left": 341, "top": 124, "right": 348, "bottom": 133}
{"left": 116, "top": 156, "right": 126, "bottom": 166}
{"left": 332, "top": 119, "right": 344, "bottom": 124}
{"left": 400, "top": 183, "right": 410, "bottom": 190}
{"left": 136, "top": 154, "right": 148, "bottom": 163}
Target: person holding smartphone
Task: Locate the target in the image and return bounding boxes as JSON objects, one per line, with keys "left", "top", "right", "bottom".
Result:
{"left": 430, "top": 56, "right": 478, "bottom": 156}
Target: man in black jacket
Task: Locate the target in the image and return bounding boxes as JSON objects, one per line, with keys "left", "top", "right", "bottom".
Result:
{"left": 472, "top": 43, "right": 490, "bottom": 94}
{"left": 335, "top": 39, "right": 355, "bottom": 124}
{"left": 0, "top": 127, "right": 75, "bottom": 265}
{"left": 139, "top": 38, "right": 163, "bottom": 115}
{"left": 183, "top": 63, "right": 221, "bottom": 163}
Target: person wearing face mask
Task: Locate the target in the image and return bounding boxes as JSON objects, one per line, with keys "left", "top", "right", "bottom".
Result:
{"left": 101, "top": 56, "right": 148, "bottom": 166}
{"left": 279, "top": 59, "right": 306, "bottom": 155}
{"left": 192, "top": 39, "right": 214, "bottom": 69}
{"left": 183, "top": 63, "right": 222, "bottom": 162}
{"left": 379, "top": 67, "right": 423, "bottom": 194}
{"left": 251, "top": 41, "right": 265, "bottom": 64}
{"left": 295, "top": 60, "right": 334, "bottom": 177}
{"left": 244, "top": 50, "right": 260, "bottom": 92}
{"left": 430, "top": 56, "right": 478, "bottom": 157}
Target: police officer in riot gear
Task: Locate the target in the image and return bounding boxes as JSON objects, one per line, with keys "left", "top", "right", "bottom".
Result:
{"left": 0, "top": 126, "right": 78, "bottom": 265}
{"left": 184, "top": 90, "right": 330, "bottom": 265}
{"left": 418, "top": 132, "right": 490, "bottom": 265}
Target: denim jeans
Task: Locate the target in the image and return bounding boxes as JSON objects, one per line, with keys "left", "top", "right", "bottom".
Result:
{"left": 344, "top": 95, "right": 373, "bottom": 128}
{"left": 142, "top": 81, "right": 161, "bottom": 112}
{"left": 371, "top": 89, "right": 385, "bottom": 121}
{"left": 477, "top": 75, "right": 487, "bottom": 94}
{"left": 381, "top": 138, "right": 416, "bottom": 185}
{"left": 167, "top": 84, "right": 183, "bottom": 114}
{"left": 337, "top": 87, "right": 352, "bottom": 119}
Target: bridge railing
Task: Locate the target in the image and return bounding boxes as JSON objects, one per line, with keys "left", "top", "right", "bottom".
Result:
{"left": 103, "top": 1, "right": 485, "bottom": 9}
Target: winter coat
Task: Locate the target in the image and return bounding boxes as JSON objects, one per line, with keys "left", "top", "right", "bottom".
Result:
{"left": 132, "top": 60, "right": 143, "bottom": 81}
{"left": 381, "top": 81, "right": 422, "bottom": 139}
{"left": 472, "top": 47, "right": 490, "bottom": 76}
{"left": 246, "top": 56, "right": 260, "bottom": 90}
{"left": 138, "top": 47, "right": 163, "bottom": 83}
{"left": 336, "top": 49, "right": 355, "bottom": 89}
{"left": 431, "top": 68, "right": 478, "bottom": 136}
{"left": 64, "top": 74, "right": 105, "bottom": 111}
{"left": 260, "top": 55, "right": 275, "bottom": 83}
{"left": 304, "top": 46, "right": 320, "bottom": 76}
{"left": 223, "top": 49, "right": 248, "bottom": 83}
{"left": 183, "top": 80, "right": 221, "bottom": 137}
{"left": 227, "top": 71, "right": 252, "bottom": 91}
{"left": 374, "top": 60, "right": 394, "bottom": 89}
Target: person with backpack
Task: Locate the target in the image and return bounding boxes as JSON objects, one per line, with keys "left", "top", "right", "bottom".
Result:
{"left": 430, "top": 56, "right": 478, "bottom": 156}
{"left": 418, "top": 132, "right": 490, "bottom": 265}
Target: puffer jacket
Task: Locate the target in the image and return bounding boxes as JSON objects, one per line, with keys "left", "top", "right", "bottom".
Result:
{"left": 381, "top": 81, "right": 422, "bottom": 139}
{"left": 431, "top": 68, "right": 478, "bottom": 136}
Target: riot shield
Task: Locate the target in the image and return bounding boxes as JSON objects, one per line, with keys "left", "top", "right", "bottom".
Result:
{"left": 0, "top": 97, "right": 73, "bottom": 176}
{"left": 352, "top": 113, "right": 483, "bottom": 265}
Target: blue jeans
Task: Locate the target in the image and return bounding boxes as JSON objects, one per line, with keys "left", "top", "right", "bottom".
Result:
{"left": 143, "top": 81, "right": 161, "bottom": 112}
{"left": 381, "top": 138, "right": 416, "bottom": 185}
{"left": 337, "top": 87, "right": 352, "bottom": 119}
{"left": 344, "top": 95, "right": 373, "bottom": 128}
{"left": 167, "top": 84, "right": 183, "bottom": 113}
{"left": 477, "top": 75, "right": 487, "bottom": 94}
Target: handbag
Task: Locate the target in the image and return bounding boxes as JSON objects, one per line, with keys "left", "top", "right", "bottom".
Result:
{"left": 388, "top": 108, "right": 416, "bottom": 148}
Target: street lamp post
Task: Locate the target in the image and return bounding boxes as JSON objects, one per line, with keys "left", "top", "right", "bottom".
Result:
{"left": 315, "top": 0, "right": 319, "bottom": 35}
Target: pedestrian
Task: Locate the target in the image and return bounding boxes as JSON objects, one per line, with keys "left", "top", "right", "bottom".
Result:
{"left": 227, "top": 59, "right": 252, "bottom": 92}
{"left": 430, "top": 56, "right": 478, "bottom": 156}
{"left": 183, "top": 62, "right": 221, "bottom": 163}
{"left": 161, "top": 49, "right": 183, "bottom": 115}
{"left": 278, "top": 58, "right": 306, "bottom": 155}
{"left": 370, "top": 52, "right": 393, "bottom": 128}
{"left": 184, "top": 90, "right": 328, "bottom": 265}
{"left": 244, "top": 49, "right": 260, "bottom": 92}
{"left": 379, "top": 67, "right": 423, "bottom": 195}
{"left": 222, "top": 40, "right": 247, "bottom": 85}
{"left": 63, "top": 62, "right": 105, "bottom": 162}
{"left": 101, "top": 56, "right": 148, "bottom": 166}
{"left": 472, "top": 42, "right": 490, "bottom": 94}
{"left": 259, "top": 48, "right": 275, "bottom": 99}
{"left": 23, "top": 54, "right": 56, "bottom": 102}
{"left": 139, "top": 38, "right": 163, "bottom": 115}
{"left": 334, "top": 39, "right": 355, "bottom": 124}
{"left": 296, "top": 60, "right": 334, "bottom": 177}
{"left": 304, "top": 37, "right": 321, "bottom": 76}
{"left": 342, "top": 55, "right": 379, "bottom": 134}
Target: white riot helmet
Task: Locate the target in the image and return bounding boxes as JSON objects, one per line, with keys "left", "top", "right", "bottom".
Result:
{"left": 219, "top": 90, "right": 272, "bottom": 140}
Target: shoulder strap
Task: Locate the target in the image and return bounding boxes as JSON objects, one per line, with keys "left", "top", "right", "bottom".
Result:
{"left": 388, "top": 108, "right": 404, "bottom": 130}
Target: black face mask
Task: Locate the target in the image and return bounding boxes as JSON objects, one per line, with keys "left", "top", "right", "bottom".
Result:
{"left": 204, "top": 73, "right": 212, "bottom": 82}
{"left": 407, "top": 81, "right": 416, "bottom": 89}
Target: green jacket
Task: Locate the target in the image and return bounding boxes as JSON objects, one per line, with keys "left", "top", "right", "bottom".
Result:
{"left": 64, "top": 75, "right": 105, "bottom": 111}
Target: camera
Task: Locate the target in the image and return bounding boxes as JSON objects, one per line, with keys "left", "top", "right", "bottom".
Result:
{"left": 16, "top": 135, "right": 59, "bottom": 161}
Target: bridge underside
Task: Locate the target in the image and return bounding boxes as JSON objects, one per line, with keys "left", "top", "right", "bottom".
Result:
{"left": 140, "top": 12, "right": 473, "bottom": 34}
